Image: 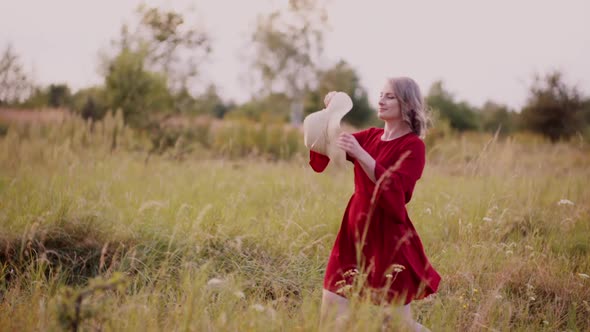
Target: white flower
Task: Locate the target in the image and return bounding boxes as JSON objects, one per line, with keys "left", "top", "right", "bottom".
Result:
{"left": 138, "top": 200, "right": 168, "bottom": 213}
{"left": 391, "top": 264, "right": 405, "bottom": 273}
{"left": 266, "top": 307, "right": 277, "bottom": 320}
{"left": 207, "top": 278, "right": 226, "bottom": 288}
{"left": 557, "top": 199, "right": 574, "bottom": 206}
{"left": 482, "top": 217, "right": 493, "bottom": 222}
{"left": 578, "top": 273, "right": 590, "bottom": 280}
{"left": 336, "top": 285, "right": 352, "bottom": 295}
{"left": 251, "top": 304, "right": 265, "bottom": 312}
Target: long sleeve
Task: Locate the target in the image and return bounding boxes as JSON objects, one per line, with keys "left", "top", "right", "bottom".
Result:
{"left": 309, "top": 150, "right": 330, "bottom": 172}
{"left": 373, "top": 138, "right": 425, "bottom": 223}
{"left": 309, "top": 128, "right": 376, "bottom": 171}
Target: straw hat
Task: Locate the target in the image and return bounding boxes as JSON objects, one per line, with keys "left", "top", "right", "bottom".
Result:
{"left": 303, "top": 92, "right": 353, "bottom": 156}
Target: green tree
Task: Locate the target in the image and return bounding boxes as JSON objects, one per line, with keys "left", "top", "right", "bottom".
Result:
{"left": 0, "top": 44, "right": 33, "bottom": 105}
{"left": 249, "top": 0, "right": 328, "bottom": 125}
{"left": 133, "top": 5, "right": 212, "bottom": 93}
{"left": 20, "top": 83, "right": 73, "bottom": 109}
{"left": 103, "top": 6, "right": 212, "bottom": 121}
{"left": 20, "top": 87, "right": 49, "bottom": 108}
{"left": 426, "top": 81, "right": 480, "bottom": 131}
{"left": 583, "top": 99, "right": 590, "bottom": 124}
{"left": 480, "top": 101, "right": 518, "bottom": 135}
{"left": 195, "top": 85, "right": 230, "bottom": 118}
{"left": 47, "top": 84, "right": 72, "bottom": 108}
{"left": 172, "top": 84, "right": 229, "bottom": 118}
{"left": 520, "top": 71, "right": 586, "bottom": 141}
{"left": 228, "top": 93, "right": 291, "bottom": 123}
{"left": 104, "top": 48, "right": 172, "bottom": 127}
{"left": 72, "top": 86, "right": 108, "bottom": 121}
{"left": 304, "top": 60, "right": 377, "bottom": 127}
{"left": 582, "top": 99, "right": 590, "bottom": 142}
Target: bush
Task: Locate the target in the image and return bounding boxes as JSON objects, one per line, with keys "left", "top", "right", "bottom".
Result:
{"left": 520, "top": 71, "right": 587, "bottom": 142}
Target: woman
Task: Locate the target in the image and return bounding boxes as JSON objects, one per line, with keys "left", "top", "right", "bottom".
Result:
{"left": 310, "top": 77, "right": 440, "bottom": 331}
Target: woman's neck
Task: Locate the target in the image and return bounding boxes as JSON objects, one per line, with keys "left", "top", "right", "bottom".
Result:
{"left": 382, "top": 120, "right": 412, "bottom": 140}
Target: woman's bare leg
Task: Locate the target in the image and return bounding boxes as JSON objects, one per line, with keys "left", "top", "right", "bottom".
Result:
{"left": 320, "top": 289, "right": 349, "bottom": 330}
{"left": 384, "top": 304, "right": 431, "bottom": 332}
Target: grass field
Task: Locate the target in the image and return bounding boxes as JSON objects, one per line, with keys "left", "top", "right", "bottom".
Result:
{"left": 0, "top": 117, "right": 589, "bottom": 331}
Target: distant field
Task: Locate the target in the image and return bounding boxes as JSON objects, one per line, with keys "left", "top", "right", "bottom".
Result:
{"left": 0, "top": 108, "right": 72, "bottom": 125}
{"left": 0, "top": 116, "right": 589, "bottom": 331}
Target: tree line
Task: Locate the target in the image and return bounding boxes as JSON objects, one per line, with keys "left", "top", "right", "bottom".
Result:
{"left": 1, "top": 0, "right": 589, "bottom": 142}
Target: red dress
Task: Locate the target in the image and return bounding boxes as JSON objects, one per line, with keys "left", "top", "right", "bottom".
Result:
{"left": 309, "top": 128, "right": 440, "bottom": 305}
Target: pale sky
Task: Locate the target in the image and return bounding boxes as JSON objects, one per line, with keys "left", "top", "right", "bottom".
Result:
{"left": 1, "top": 0, "right": 589, "bottom": 110}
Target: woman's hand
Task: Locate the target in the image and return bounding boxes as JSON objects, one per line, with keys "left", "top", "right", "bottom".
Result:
{"left": 337, "top": 133, "right": 364, "bottom": 159}
{"left": 324, "top": 91, "right": 337, "bottom": 107}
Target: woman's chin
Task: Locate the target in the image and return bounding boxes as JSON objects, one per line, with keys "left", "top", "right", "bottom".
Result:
{"left": 378, "top": 112, "right": 403, "bottom": 122}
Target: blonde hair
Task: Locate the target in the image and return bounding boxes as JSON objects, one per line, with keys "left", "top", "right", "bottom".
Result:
{"left": 388, "top": 77, "right": 428, "bottom": 138}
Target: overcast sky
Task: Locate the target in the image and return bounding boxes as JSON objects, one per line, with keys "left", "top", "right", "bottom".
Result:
{"left": 1, "top": 0, "right": 589, "bottom": 110}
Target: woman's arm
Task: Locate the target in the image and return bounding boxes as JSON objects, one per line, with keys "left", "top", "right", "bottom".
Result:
{"left": 372, "top": 140, "right": 425, "bottom": 221}
{"left": 311, "top": 128, "right": 373, "bottom": 172}
{"left": 337, "top": 133, "right": 377, "bottom": 182}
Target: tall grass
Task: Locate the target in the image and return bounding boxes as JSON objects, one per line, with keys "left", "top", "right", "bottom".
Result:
{"left": 0, "top": 115, "right": 589, "bottom": 331}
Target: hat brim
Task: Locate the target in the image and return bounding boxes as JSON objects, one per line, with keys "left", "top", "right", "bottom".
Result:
{"left": 303, "top": 92, "right": 353, "bottom": 155}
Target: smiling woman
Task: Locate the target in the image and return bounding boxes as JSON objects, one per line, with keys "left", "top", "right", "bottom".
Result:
{"left": 378, "top": 78, "right": 428, "bottom": 139}
{"left": 309, "top": 77, "right": 439, "bottom": 331}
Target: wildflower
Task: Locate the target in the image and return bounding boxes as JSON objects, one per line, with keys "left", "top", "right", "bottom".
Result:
{"left": 343, "top": 269, "right": 359, "bottom": 278}
{"left": 251, "top": 304, "right": 265, "bottom": 312}
{"left": 391, "top": 264, "right": 405, "bottom": 273}
{"left": 463, "top": 304, "right": 467, "bottom": 309}
{"left": 207, "top": 278, "right": 226, "bottom": 288}
{"left": 578, "top": 273, "right": 590, "bottom": 280}
{"left": 542, "top": 320, "right": 549, "bottom": 325}
{"left": 233, "top": 291, "right": 245, "bottom": 299}
{"left": 138, "top": 200, "right": 167, "bottom": 213}
{"left": 529, "top": 296, "right": 536, "bottom": 301}
{"left": 425, "top": 208, "right": 432, "bottom": 215}
{"left": 473, "top": 288, "right": 478, "bottom": 293}
{"left": 557, "top": 199, "right": 574, "bottom": 206}
{"left": 336, "top": 285, "right": 352, "bottom": 295}
{"left": 482, "top": 217, "right": 493, "bottom": 222}
{"left": 266, "top": 307, "right": 277, "bottom": 321}
{"left": 218, "top": 312, "right": 227, "bottom": 325}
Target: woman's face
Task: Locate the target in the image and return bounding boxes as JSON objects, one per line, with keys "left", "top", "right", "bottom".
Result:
{"left": 378, "top": 81, "right": 402, "bottom": 121}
